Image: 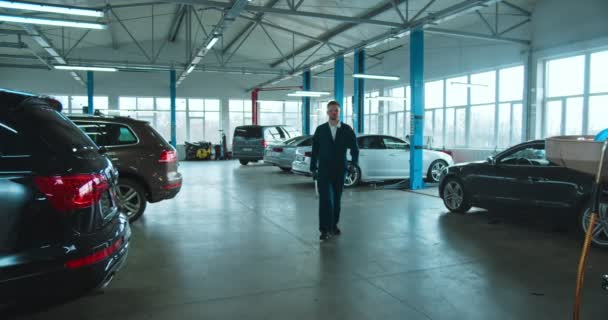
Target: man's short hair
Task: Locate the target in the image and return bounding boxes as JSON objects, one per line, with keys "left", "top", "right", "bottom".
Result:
{"left": 327, "top": 100, "right": 341, "bottom": 109}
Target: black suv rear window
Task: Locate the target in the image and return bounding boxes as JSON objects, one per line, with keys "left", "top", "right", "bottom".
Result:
{"left": 0, "top": 121, "right": 30, "bottom": 157}
{"left": 9, "top": 100, "right": 97, "bottom": 154}
{"left": 235, "top": 126, "right": 262, "bottom": 138}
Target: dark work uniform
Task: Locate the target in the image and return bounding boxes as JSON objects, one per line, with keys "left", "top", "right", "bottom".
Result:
{"left": 310, "top": 122, "right": 359, "bottom": 234}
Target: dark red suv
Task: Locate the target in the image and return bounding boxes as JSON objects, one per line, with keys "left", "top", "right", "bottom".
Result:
{"left": 69, "top": 115, "right": 183, "bottom": 222}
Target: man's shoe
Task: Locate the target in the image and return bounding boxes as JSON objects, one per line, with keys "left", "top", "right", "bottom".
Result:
{"left": 320, "top": 233, "right": 331, "bottom": 241}
{"left": 332, "top": 227, "right": 341, "bottom": 236}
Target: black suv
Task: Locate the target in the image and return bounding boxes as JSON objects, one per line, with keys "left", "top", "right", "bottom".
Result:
{"left": 0, "top": 89, "right": 130, "bottom": 302}
{"left": 68, "top": 115, "right": 183, "bottom": 222}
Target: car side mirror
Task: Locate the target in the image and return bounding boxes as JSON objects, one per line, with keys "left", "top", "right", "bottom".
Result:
{"left": 487, "top": 156, "right": 496, "bottom": 165}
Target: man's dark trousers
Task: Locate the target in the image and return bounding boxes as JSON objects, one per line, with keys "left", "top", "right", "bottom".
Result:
{"left": 310, "top": 122, "right": 359, "bottom": 234}
{"left": 317, "top": 171, "right": 344, "bottom": 233}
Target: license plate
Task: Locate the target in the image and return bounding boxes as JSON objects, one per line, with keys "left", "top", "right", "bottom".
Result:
{"left": 243, "top": 148, "right": 252, "bottom": 152}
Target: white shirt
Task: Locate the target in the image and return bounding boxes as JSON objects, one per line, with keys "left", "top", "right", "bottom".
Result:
{"left": 329, "top": 121, "right": 341, "bottom": 141}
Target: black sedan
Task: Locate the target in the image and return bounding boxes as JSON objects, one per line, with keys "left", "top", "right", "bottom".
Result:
{"left": 439, "top": 140, "right": 608, "bottom": 247}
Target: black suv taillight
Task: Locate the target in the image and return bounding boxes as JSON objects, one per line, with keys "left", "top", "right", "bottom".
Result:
{"left": 34, "top": 174, "right": 109, "bottom": 212}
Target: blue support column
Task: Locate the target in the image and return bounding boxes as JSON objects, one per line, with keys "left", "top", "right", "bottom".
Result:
{"left": 409, "top": 28, "right": 425, "bottom": 190}
{"left": 87, "top": 71, "right": 94, "bottom": 114}
{"left": 302, "top": 69, "right": 311, "bottom": 135}
{"left": 353, "top": 49, "right": 365, "bottom": 134}
{"left": 334, "top": 55, "right": 344, "bottom": 122}
{"left": 170, "top": 70, "right": 177, "bottom": 148}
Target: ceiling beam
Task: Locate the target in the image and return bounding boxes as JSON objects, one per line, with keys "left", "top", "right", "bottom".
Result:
{"left": 424, "top": 27, "right": 530, "bottom": 45}
{"left": 249, "top": 0, "right": 506, "bottom": 90}
{"left": 177, "top": 0, "right": 250, "bottom": 86}
{"left": 162, "top": 0, "right": 403, "bottom": 27}
{"left": 269, "top": 0, "right": 406, "bottom": 68}
{"left": 222, "top": 0, "right": 281, "bottom": 55}
{"left": 501, "top": 1, "right": 531, "bottom": 16}
{"left": 168, "top": 4, "right": 187, "bottom": 42}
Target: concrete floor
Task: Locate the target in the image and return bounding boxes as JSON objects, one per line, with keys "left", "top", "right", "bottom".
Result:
{"left": 9, "top": 161, "right": 608, "bottom": 319}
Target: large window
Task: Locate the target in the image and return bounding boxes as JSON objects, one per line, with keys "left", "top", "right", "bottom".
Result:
{"left": 118, "top": 97, "right": 220, "bottom": 144}
{"left": 228, "top": 99, "right": 252, "bottom": 147}
{"left": 364, "top": 91, "right": 380, "bottom": 134}
{"left": 49, "top": 95, "right": 108, "bottom": 114}
{"left": 543, "top": 49, "right": 608, "bottom": 137}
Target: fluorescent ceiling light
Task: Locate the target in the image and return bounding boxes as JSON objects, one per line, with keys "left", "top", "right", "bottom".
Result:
{"left": 0, "top": 14, "right": 106, "bottom": 29}
{"left": 344, "top": 51, "right": 354, "bottom": 58}
{"left": 186, "top": 65, "right": 195, "bottom": 74}
{"left": 294, "top": 91, "right": 330, "bottom": 96}
{"left": 191, "top": 56, "right": 202, "bottom": 65}
{"left": 0, "top": 1, "right": 104, "bottom": 17}
{"left": 55, "top": 65, "right": 117, "bottom": 72}
{"left": 206, "top": 36, "right": 219, "bottom": 50}
{"left": 367, "top": 96, "right": 407, "bottom": 101}
{"left": 353, "top": 74, "right": 400, "bottom": 81}
{"left": 450, "top": 81, "right": 487, "bottom": 88}
{"left": 287, "top": 92, "right": 323, "bottom": 97}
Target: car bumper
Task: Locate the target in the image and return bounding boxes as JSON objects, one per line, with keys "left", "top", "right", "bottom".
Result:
{"left": 0, "top": 215, "right": 131, "bottom": 301}
{"left": 149, "top": 172, "right": 182, "bottom": 203}
{"left": 292, "top": 160, "right": 312, "bottom": 176}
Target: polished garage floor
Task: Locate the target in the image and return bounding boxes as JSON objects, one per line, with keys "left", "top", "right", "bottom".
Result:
{"left": 11, "top": 161, "right": 608, "bottom": 319}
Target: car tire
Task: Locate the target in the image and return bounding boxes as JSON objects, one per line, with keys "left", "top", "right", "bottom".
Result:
{"left": 441, "top": 177, "right": 471, "bottom": 213}
{"left": 280, "top": 167, "right": 291, "bottom": 173}
{"left": 239, "top": 159, "right": 249, "bottom": 165}
{"left": 117, "top": 178, "right": 147, "bottom": 222}
{"left": 579, "top": 200, "right": 608, "bottom": 249}
{"left": 427, "top": 159, "right": 449, "bottom": 183}
{"left": 344, "top": 163, "right": 361, "bottom": 188}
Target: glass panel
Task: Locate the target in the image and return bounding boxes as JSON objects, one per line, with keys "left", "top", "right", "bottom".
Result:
{"left": 189, "top": 118, "right": 204, "bottom": 142}
{"left": 545, "top": 100, "right": 563, "bottom": 137}
{"left": 434, "top": 109, "right": 444, "bottom": 147}
{"left": 176, "top": 111, "right": 187, "bottom": 144}
{"left": 156, "top": 97, "right": 170, "bottom": 110}
{"left": 406, "top": 86, "right": 411, "bottom": 110}
{"left": 369, "top": 91, "right": 379, "bottom": 114}
{"left": 229, "top": 99, "right": 244, "bottom": 112}
{"left": 499, "top": 65, "right": 524, "bottom": 102}
{"left": 588, "top": 95, "right": 608, "bottom": 134}
{"left": 470, "top": 71, "right": 496, "bottom": 105}
{"left": 70, "top": 96, "right": 88, "bottom": 114}
{"left": 93, "top": 96, "right": 109, "bottom": 110}
{"left": 205, "top": 112, "right": 220, "bottom": 142}
{"left": 470, "top": 104, "right": 495, "bottom": 148}
{"left": 446, "top": 76, "right": 468, "bottom": 107}
{"left": 455, "top": 108, "right": 466, "bottom": 146}
{"left": 424, "top": 110, "right": 433, "bottom": 138}
{"left": 137, "top": 97, "right": 154, "bottom": 110}
{"left": 156, "top": 111, "right": 171, "bottom": 141}
{"left": 205, "top": 99, "right": 220, "bottom": 112}
{"left": 397, "top": 112, "right": 405, "bottom": 140}
{"left": 369, "top": 114, "right": 378, "bottom": 134}
{"left": 425, "top": 80, "right": 444, "bottom": 109}
{"left": 497, "top": 103, "right": 511, "bottom": 148}
{"left": 512, "top": 103, "right": 523, "bottom": 145}
{"left": 259, "top": 100, "right": 283, "bottom": 113}
{"left": 546, "top": 55, "right": 585, "bottom": 97}
{"left": 565, "top": 97, "right": 583, "bottom": 135}
{"left": 590, "top": 50, "right": 608, "bottom": 94}
{"left": 189, "top": 98, "right": 205, "bottom": 111}
{"left": 445, "top": 108, "right": 455, "bottom": 147}
{"left": 260, "top": 112, "right": 283, "bottom": 125}
{"left": 176, "top": 98, "right": 187, "bottom": 111}
{"left": 285, "top": 101, "right": 300, "bottom": 113}
{"left": 119, "top": 97, "right": 136, "bottom": 111}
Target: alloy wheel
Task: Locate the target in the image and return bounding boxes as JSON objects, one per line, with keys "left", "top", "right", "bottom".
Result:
{"left": 582, "top": 202, "right": 608, "bottom": 247}
{"left": 444, "top": 181, "right": 464, "bottom": 210}
{"left": 431, "top": 161, "right": 448, "bottom": 182}
{"left": 117, "top": 184, "right": 142, "bottom": 219}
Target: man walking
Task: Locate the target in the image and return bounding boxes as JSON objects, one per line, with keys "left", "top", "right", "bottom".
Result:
{"left": 310, "top": 101, "right": 359, "bottom": 241}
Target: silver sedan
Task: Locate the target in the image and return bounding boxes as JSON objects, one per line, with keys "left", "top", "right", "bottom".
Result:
{"left": 263, "top": 135, "right": 312, "bottom": 172}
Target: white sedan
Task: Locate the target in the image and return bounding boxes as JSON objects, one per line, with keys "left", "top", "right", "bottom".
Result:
{"left": 292, "top": 134, "right": 454, "bottom": 187}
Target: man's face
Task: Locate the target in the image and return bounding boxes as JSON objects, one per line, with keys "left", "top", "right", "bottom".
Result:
{"left": 327, "top": 104, "right": 340, "bottom": 121}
